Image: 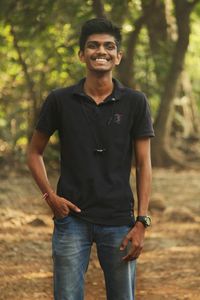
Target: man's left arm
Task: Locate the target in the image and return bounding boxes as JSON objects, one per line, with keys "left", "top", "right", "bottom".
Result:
{"left": 120, "top": 137, "right": 152, "bottom": 261}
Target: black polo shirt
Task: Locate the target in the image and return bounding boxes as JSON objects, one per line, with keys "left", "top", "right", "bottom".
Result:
{"left": 36, "top": 78, "right": 154, "bottom": 226}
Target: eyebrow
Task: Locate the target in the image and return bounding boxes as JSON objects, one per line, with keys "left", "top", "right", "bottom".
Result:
{"left": 86, "top": 41, "right": 117, "bottom": 45}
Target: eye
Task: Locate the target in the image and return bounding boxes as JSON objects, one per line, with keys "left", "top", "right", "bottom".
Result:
{"left": 104, "top": 43, "right": 116, "bottom": 50}
{"left": 86, "top": 43, "right": 98, "bottom": 49}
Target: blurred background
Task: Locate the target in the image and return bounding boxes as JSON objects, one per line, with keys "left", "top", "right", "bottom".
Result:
{"left": 0, "top": 0, "right": 200, "bottom": 167}
{"left": 0, "top": 1, "right": 200, "bottom": 299}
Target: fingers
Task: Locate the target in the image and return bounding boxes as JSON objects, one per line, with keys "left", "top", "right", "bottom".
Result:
{"left": 120, "top": 236, "right": 129, "bottom": 251}
{"left": 66, "top": 200, "right": 81, "bottom": 212}
{"left": 120, "top": 234, "right": 144, "bottom": 262}
{"left": 122, "top": 246, "right": 142, "bottom": 261}
{"left": 46, "top": 194, "right": 81, "bottom": 217}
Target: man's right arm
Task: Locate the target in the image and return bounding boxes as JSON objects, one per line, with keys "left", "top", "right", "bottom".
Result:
{"left": 27, "top": 130, "right": 81, "bottom": 218}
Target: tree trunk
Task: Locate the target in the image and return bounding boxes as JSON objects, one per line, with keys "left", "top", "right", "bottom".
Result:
{"left": 151, "top": 1, "right": 197, "bottom": 166}
{"left": 141, "top": 0, "right": 170, "bottom": 89}
{"left": 92, "top": 0, "right": 106, "bottom": 19}
{"left": 172, "top": 71, "right": 200, "bottom": 138}
{"left": 117, "top": 15, "right": 145, "bottom": 87}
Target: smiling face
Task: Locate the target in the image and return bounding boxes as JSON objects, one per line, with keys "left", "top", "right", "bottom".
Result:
{"left": 79, "top": 34, "right": 122, "bottom": 74}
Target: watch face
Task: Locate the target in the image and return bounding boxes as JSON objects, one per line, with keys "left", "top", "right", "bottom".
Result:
{"left": 136, "top": 216, "right": 151, "bottom": 227}
{"left": 145, "top": 216, "right": 151, "bottom": 226}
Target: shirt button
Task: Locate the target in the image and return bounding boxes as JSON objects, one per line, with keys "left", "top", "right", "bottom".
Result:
{"left": 94, "top": 107, "right": 100, "bottom": 114}
{"left": 111, "top": 97, "right": 116, "bottom": 101}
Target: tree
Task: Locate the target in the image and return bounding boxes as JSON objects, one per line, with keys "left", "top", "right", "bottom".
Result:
{"left": 142, "top": 0, "right": 200, "bottom": 166}
{"left": 0, "top": 0, "right": 200, "bottom": 167}
{"left": 92, "top": 0, "right": 200, "bottom": 166}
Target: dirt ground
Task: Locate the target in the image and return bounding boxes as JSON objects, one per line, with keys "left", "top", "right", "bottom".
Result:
{"left": 0, "top": 168, "right": 200, "bottom": 300}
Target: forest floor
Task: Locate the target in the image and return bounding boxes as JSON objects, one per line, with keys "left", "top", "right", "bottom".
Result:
{"left": 0, "top": 167, "right": 200, "bottom": 300}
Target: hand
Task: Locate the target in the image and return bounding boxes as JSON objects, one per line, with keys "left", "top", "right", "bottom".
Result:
{"left": 45, "top": 192, "right": 81, "bottom": 219}
{"left": 120, "top": 222, "right": 145, "bottom": 261}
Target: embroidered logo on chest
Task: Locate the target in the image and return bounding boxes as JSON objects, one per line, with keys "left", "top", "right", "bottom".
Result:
{"left": 113, "top": 113, "right": 123, "bottom": 124}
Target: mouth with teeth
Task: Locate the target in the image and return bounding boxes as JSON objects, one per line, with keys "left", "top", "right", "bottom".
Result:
{"left": 91, "top": 57, "right": 111, "bottom": 63}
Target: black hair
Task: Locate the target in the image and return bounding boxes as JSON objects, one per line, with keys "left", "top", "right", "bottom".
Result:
{"left": 79, "top": 18, "right": 121, "bottom": 51}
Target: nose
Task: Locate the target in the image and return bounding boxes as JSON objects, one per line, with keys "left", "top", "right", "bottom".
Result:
{"left": 97, "top": 44, "right": 107, "bottom": 54}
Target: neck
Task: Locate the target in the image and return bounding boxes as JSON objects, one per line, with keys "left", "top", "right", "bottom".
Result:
{"left": 84, "top": 72, "right": 113, "bottom": 104}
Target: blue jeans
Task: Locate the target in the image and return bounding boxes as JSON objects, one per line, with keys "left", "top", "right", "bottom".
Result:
{"left": 52, "top": 215, "right": 136, "bottom": 300}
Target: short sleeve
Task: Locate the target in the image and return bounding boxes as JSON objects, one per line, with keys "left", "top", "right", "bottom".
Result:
{"left": 131, "top": 93, "right": 155, "bottom": 139}
{"left": 36, "top": 91, "right": 59, "bottom": 136}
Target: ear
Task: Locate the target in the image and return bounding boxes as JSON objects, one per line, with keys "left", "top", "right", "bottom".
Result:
{"left": 78, "top": 50, "right": 85, "bottom": 63}
{"left": 115, "top": 51, "right": 122, "bottom": 66}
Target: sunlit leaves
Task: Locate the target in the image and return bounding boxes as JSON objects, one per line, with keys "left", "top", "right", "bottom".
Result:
{"left": 0, "top": 0, "right": 199, "bottom": 161}
{"left": 185, "top": 17, "right": 200, "bottom": 108}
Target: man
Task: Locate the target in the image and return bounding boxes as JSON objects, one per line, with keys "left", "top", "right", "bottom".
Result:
{"left": 27, "top": 18, "right": 154, "bottom": 300}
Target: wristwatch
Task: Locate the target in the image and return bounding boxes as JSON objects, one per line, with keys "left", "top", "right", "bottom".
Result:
{"left": 136, "top": 216, "right": 151, "bottom": 228}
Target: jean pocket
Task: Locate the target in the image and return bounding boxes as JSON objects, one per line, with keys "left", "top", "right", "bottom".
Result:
{"left": 53, "top": 215, "right": 71, "bottom": 225}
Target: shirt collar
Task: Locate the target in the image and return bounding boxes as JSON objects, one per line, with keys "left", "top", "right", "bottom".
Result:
{"left": 72, "top": 78, "right": 125, "bottom": 102}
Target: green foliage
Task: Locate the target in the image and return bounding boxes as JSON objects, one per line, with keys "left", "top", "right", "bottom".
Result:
{"left": 0, "top": 0, "right": 199, "bottom": 164}
{"left": 133, "top": 27, "right": 158, "bottom": 113}
{"left": 186, "top": 8, "right": 200, "bottom": 110}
